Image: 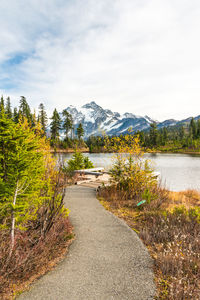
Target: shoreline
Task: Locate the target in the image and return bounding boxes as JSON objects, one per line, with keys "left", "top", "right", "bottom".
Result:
{"left": 53, "top": 150, "right": 200, "bottom": 156}
{"left": 49, "top": 146, "right": 200, "bottom": 156}
{"left": 144, "top": 149, "right": 200, "bottom": 156}
{"left": 49, "top": 148, "right": 89, "bottom": 153}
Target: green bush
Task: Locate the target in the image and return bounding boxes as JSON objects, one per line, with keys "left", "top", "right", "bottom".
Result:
{"left": 63, "top": 151, "right": 94, "bottom": 176}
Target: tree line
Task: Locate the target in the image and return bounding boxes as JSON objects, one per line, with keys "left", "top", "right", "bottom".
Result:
{"left": 86, "top": 119, "right": 200, "bottom": 153}
{"left": 137, "top": 119, "right": 200, "bottom": 150}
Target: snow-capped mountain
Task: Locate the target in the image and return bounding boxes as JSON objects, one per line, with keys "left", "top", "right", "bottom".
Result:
{"left": 63, "top": 101, "right": 200, "bottom": 138}
{"left": 65, "top": 101, "right": 155, "bottom": 137}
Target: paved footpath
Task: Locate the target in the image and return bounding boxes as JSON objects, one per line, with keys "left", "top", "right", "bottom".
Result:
{"left": 19, "top": 186, "right": 155, "bottom": 300}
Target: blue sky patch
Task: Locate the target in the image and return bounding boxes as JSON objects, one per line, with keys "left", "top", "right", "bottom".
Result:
{"left": 1, "top": 53, "right": 29, "bottom": 69}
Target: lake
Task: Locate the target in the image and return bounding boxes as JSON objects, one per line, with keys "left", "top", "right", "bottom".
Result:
{"left": 58, "top": 152, "right": 200, "bottom": 191}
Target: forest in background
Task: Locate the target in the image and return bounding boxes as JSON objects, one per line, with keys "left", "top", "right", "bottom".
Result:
{"left": 1, "top": 95, "right": 200, "bottom": 154}
{"left": 87, "top": 119, "right": 200, "bottom": 153}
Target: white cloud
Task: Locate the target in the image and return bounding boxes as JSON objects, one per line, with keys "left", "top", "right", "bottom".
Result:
{"left": 0, "top": 0, "right": 200, "bottom": 121}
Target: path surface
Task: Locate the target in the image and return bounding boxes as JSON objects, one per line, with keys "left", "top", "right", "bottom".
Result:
{"left": 19, "top": 186, "right": 155, "bottom": 300}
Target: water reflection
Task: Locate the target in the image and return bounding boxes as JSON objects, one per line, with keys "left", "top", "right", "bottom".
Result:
{"left": 57, "top": 152, "right": 200, "bottom": 191}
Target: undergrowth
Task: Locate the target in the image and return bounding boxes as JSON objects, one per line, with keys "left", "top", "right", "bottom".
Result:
{"left": 98, "top": 187, "right": 200, "bottom": 299}
{"left": 0, "top": 214, "right": 73, "bottom": 300}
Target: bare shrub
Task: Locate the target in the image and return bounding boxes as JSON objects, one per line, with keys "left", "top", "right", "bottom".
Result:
{"left": 0, "top": 214, "right": 72, "bottom": 299}
{"left": 99, "top": 185, "right": 200, "bottom": 299}
{"left": 139, "top": 209, "right": 200, "bottom": 299}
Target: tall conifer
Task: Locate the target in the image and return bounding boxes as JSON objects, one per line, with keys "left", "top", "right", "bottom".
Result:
{"left": 0, "top": 96, "right": 5, "bottom": 115}
{"left": 38, "top": 103, "right": 48, "bottom": 135}
{"left": 76, "top": 123, "right": 84, "bottom": 140}
{"left": 5, "top": 97, "right": 12, "bottom": 119}
{"left": 50, "top": 109, "right": 61, "bottom": 142}
{"left": 19, "top": 96, "right": 32, "bottom": 124}
{"left": 62, "top": 109, "right": 73, "bottom": 139}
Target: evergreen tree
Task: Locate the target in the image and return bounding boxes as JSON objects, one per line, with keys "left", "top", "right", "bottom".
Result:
{"left": 31, "top": 110, "right": 37, "bottom": 129}
{"left": 0, "top": 95, "right": 5, "bottom": 115}
{"left": 62, "top": 109, "right": 73, "bottom": 139}
{"left": 19, "top": 96, "right": 32, "bottom": 124}
{"left": 179, "top": 126, "right": 185, "bottom": 140}
{"left": 197, "top": 120, "right": 200, "bottom": 138}
{"left": 189, "top": 118, "right": 197, "bottom": 139}
{"left": 38, "top": 103, "right": 48, "bottom": 135}
{"left": 163, "top": 127, "right": 168, "bottom": 143}
{"left": 76, "top": 123, "right": 84, "bottom": 140}
{"left": 5, "top": 97, "right": 12, "bottom": 119}
{"left": 13, "top": 107, "right": 19, "bottom": 123}
{"left": 149, "top": 123, "right": 158, "bottom": 146}
{"left": 0, "top": 112, "right": 46, "bottom": 253}
{"left": 50, "top": 109, "right": 61, "bottom": 142}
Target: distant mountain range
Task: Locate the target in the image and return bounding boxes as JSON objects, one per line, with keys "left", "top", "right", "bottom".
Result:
{"left": 64, "top": 101, "right": 200, "bottom": 138}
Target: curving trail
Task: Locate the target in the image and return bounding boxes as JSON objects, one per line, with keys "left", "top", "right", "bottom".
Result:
{"left": 19, "top": 186, "right": 155, "bottom": 300}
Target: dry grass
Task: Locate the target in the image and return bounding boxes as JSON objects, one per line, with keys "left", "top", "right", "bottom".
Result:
{"left": 98, "top": 186, "right": 200, "bottom": 300}
{"left": 166, "top": 189, "right": 200, "bottom": 210}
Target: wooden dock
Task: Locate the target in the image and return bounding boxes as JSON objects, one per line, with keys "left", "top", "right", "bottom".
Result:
{"left": 74, "top": 168, "right": 111, "bottom": 189}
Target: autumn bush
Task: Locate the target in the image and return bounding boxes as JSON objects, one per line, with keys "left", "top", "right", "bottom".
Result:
{"left": 103, "top": 134, "right": 161, "bottom": 206}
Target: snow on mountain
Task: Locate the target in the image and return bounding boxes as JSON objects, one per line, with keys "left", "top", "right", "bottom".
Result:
{"left": 63, "top": 101, "right": 200, "bottom": 138}
{"left": 157, "top": 119, "right": 178, "bottom": 129}
{"left": 65, "top": 101, "right": 154, "bottom": 137}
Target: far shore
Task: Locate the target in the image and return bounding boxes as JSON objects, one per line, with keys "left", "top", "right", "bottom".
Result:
{"left": 50, "top": 148, "right": 200, "bottom": 156}
{"left": 49, "top": 148, "right": 89, "bottom": 153}
{"left": 145, "top": 149, "right": 200, "bottom": 156}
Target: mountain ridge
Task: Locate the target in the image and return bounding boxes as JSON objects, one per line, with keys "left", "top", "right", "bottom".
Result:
{"left": 65, "top": 101, "right": 199, "bottom": 137}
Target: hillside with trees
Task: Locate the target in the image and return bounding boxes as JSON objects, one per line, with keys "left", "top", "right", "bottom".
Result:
{"left": 137, "top": 118, "right": 200, "bottom": 152}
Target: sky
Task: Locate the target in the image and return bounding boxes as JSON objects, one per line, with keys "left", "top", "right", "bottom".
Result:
{"left": 0, "top": 0, "right": 200, "bottom": 121}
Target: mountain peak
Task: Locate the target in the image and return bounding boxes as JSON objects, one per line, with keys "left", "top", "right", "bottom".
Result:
{"left": 63, "top": 101, "right": 199, "bottom": 138}
{"left": 82, "top": 101, "right": 100, "bottom": 110}
{"left": 65, "top": 101, "right": 156, "bottom": 137}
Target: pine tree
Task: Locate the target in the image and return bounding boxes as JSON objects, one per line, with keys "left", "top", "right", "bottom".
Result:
{"left": 189, "top": 118, "right": 197, "bottom": 139}
{"left": 50, "top": 109, "right": 61, "bottom": 142}
{"left": 197, "top": 120, "right": 200, "bottom": 138}
{"left": 0, "top": 112, "right": 46, "bottom": 254}
{"left": 13, "top": 107, "right": 19, "bottom": 123}
{"left": 5, "top": 97, "right": 12, "bottom": 119}
{"left": 0, "top": 95, "right": 5, "bottom": 115}
{"left": 163, "top": 127, "right": 168, "bottom": 143}
{"left": 38, "top": 103, "right": 48, "bottom": 135}
{"left": 179, "top": 126, "right": 185, "bottom": 140}
{"left": 62, "top": 109, "right": 73, "bottom": 139}
{"left": 19, "top": 96, "right": 32, "bottom": 124}
{"left": 149, "top": 122, "right": 158, "bottom": 147}
{"left": 76, "top": 123, "right": 84, "bottom": 140}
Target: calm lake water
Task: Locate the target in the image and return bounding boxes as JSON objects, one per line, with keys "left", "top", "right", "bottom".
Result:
{"left": 58, "top": 152, "right": 200, "bottom": 191}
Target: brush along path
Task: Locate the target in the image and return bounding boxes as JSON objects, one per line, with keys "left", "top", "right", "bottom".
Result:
{"left": 19, "top": 186, "right": 155, "bottom": 300}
